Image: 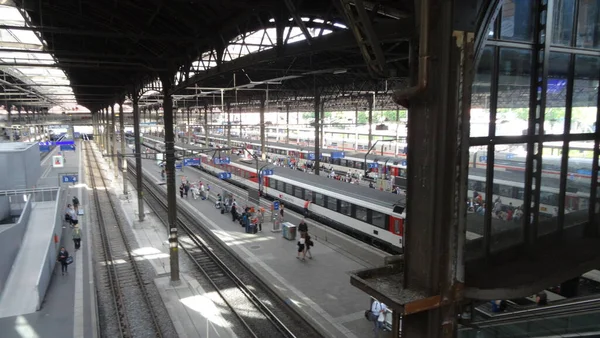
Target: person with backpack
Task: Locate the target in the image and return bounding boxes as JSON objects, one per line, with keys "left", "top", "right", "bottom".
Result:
{"left": 72, "top": 196, "right": 80, "bottom": 213}
{"left": 370, "top": 299, "right": 387, "bottom": 337}
{"left": 72, "top": 226, "right": 82, "bottom": 250}
{"left": 303, "top": 233, "right": 313, "bottom": 259}
{"left": 57, "top": 247, "right": 70, "bottom": 276}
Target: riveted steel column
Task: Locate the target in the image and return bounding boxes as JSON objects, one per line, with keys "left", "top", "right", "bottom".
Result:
{"left": 110, "top": 104, "right": 116, "bottom": 172}
{"left": 226, "top": 102, "right": 231, "bottom": 148}
{"left": 132, "top": 91, "right": 145, "bottom": 222}
{"left": 239, "top": 106, "right": 243, "bottom": 139}
{"left": 314, "top": 91, "right": 321, "bottom": 175}
{"left": 354, "top": 104, "right": 359, "bottom": 150}
{"left": 160, "top": 72, "right": 179, "bottom": 283}
{"left": 105, "top": 107, "right": 110, "bottom": 156}
{"left": 119, "top": 99, "right": 128, "bottom": 196}
{"left": 186, "top": 106, "right": 191, "bottom": 143}
{"left": 204, "top": 104, "right": 209, "bottom": 146}
{"left": 367, "top": 95, "right": 373, "bottom": 150}
{"left": 259, "top": 97, "right": 266, "bottom": 160}
{"left": 286, "top": 103, "right": 290, "bottom": 143}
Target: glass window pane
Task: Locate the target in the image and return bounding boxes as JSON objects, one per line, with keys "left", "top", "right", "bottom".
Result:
{"left": 277, "top": 180, "right": 284, "bottom": 191}
{"left": 491, "top": 144, "right": 526, "bottom": 251}
{"left": 467, "top": 145, "right": 486, "bottom": 259}
{"left": 327, "top": 196, "right": 337, "bottom": 211}
{"left": 315, "top": 192, "right": 325, "bottom": 206}
{"left": 500, "top": 0, "right": 534, "bottom": 42}
{"left": 471, "top": 46, "right": 494, "bottom": 138}
{"left": 566, "top": 141, "right": 593, "bottom": 228}
{"left": 571, "top": 55, "right": 599, "bottom": 134}
{"left": 305, "top": 189, "right": 313, "bottom": 203}
{"left": 285, "top": 183, "right": 293, "bottom": 195}
{"left": 355, "top": 205, "right": 367, "bottom": 222}
{"left": 576, "top": 0, "right": 600, "bottom": 49}
{"left": 552, "top": 0, "right": 576, "bottom": 46}
{"left": 371, "top": 210, "right": 386, "bottom": 229}
{"left": 269, "top": 178, "right": 276, "bottom": 188}
{"left": 340, "top": 200, "right": 352, "bottom": 216}
{"left": 545, "top": 53, "right": 571, "bottom": 135}
{"left": 293, "top": 186, "right": 304, "bottom": 199}
{"left": 496, "top": 48, "right": 532, "bottom": 137}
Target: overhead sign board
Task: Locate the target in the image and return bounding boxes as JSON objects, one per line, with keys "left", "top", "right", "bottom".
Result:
{"left": 175, "top": 162, "right": 183, "bottom": 170}
{"left": 62, "top": 175, "right": 78, "bottom": 183}
{"left": 60, "top": 144, "right": 76, "bottom": 151}
{"left": 368, "top": 162, "right": 379, "bottom": 169}
{"left": 55, "top": 140, "right": 75, "bottom": 146}
{"left": 218, "top": 172, "right": 232, "bottom": 179}
{"left": 39, "top": 144, "right": 50, "bottom": 152}
{"left": 330, "top": 151, "right": 345, "bottom": 159}
{"left": 306, "top": 153, "right": 323, "bottom": 161}
{"left": 261, "top": 169, "right": 274, "bottom": 176}
{"left": 401, "top": 160, "right": 407, "bottom": 167}
{"left": 183, "top": 158, "right": 200, "bottom": 166}
{"left": 53, "top": 155, "right": 64, "bottom": 168}
{"left": 214, "top": 157, "right": 231, "bottom": 165}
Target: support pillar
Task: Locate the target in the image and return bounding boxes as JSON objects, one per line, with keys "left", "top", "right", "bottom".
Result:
{"left": 105, "top": 107, "right": 110, "bottom": 155}
{"left": 239, "top": 106, "right": 243, "bottom": 139}
{"left": 119, "top": 99, "right": 128, "bottom": 196}
{"left": 132, "top": 91, "right": 145, "bottom": 222}
{"left": 285, "top": 103, "right": 290, "bottom": 143}
{"left": 186, "top": 106, "right": 191, "bottom": 143}
{"left": 159, "top": 71, "right": 180, "bottom": 283}
{"left": 226, "top": 102, "right": 231, "bottom": 148}
{"left": 296, "top": 108, "right": 300, "bottom": 144}
{"left": 320, "top": 101, "right": 325, "bottom": 148}
{"left": 99, "top": 109, "right": 104, "bottom": 149}
{"left": 314, "top": 91, "right": 321, "bottom": 175}
{"left": 395, "top": 107, "right": 400, "bottom": 155}
{"left": 367, "top": 95, "right": 373, "bottom": 150}
{"left": 259, "top": 97, "right": 266, "bottom": 161}
{"left": 354, "top": 104, "right": 359, "bottom": 150}
{"left": 110, "top": 104, "right": 116, "bottom": 171}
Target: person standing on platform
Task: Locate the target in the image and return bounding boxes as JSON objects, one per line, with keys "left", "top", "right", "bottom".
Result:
{"left": 303, "top": 233, "right": 313, "bottom": 259}
{"left": 303, "top": 199, "right": 310, "bottom": 217}
{"left": 371, "top": 299, "right": 387, "bottom": 337}
{"left": 72, "top": 226, "right": 82, "bottom": 250}
{"left": 298, "top": 218, "right": 308, "bottom": 238}
{"left": 231, "top": 202, "right": 238, "bottom": 222}
{"left": 57, "top": 247, "right": 69, "bottom": 276}
{"left": 179, "top": 183, "right": 184, "bottom": 198}
{"left": 184, "top": 181, "right": 190, "bottom": 198}
{"left": 279, "top": 203, "right": 285, "bottom": 220}
{"left": 296, "top": 235, "right": 306, "bottom": 260}
{"left": 72, "top": 196, "right": 80, "bottom": 213}
{"left": 70, "top": 209, "right": 79, "bottom": 228}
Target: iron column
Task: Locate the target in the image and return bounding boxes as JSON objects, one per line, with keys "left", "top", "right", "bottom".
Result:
{"left": 132, "top": 91, "right": 145, "bottom": 222}
{"left": 285, "top": 102, "right": 290, "bottom": 143}
{"left": 259, "top": 97, "right": 266, "bottom": 161}
{"left": 367, "top": 95, "right": 373, "bottom": 150}
{"left": 110, "top": 104, "right": 116, "bottom": 172}
{"left": 226, "top": 102, "right": 231, "bottom": 148}
{"left": 160, "top": 72, "right": 179, "bottom": 283}
{"left": 119, "top": 99, "right": 128, "bottom": 196}
{"left": 105, "top": 107, "right": 110, "bottom": 156}
{"left": 204, "top": 104, "right": 209, "bottom": 146}
{"left": 314, "top": 91, "right": 321, "bottom": 175}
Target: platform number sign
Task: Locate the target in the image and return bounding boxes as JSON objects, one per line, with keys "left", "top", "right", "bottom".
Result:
{"left": 479, "top": 156, "right": 487, "bottom": 163}
{"left": 273, "top": 201, "right": 280, "bottom": 211}
{"left": 218, "top": 172, "right": 232, "bottom": 180}
{"left": 214, "top": 157, "right": 231, "bottom": 165}
{"left": 62, "top": 175, "right": 78, "bottom": 183}
{"left": 261, "top": 169, "right": 274, "bottom": 176}
{"left": 368, "top": 162, "right": 379, "bottom": 169}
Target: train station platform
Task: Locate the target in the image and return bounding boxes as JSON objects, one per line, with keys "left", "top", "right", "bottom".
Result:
{"left": 116, "top": 151, "right": 392, "bottom": 338}
{"left": 0, "top": 139, "right": 98, "bottom": 338}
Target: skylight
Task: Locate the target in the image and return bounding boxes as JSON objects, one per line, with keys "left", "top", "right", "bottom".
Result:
{"left": 0, "top": 4, "right": 77, "bottom": 110}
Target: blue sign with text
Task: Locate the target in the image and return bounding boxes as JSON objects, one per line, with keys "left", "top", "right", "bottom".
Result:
{"left": 62, "top": 175, "right": 78, "bottom": 183}
{"left": 479, "top": 156, "right": 488, "bottom": 163}
{"left": 56, "top": 140, "right": 75, "bottom": 145}
{"left": 307, "top": 153, "right": 323, "bottom": 161}
{"left": 506, "top": 153, "right": 515, "bottom": 160}
{"left": 273, "top": 201, "right": 280, "bottom": 211}
{"left": 214, "top": 157, "right": 231, "bottom": 165}
{"left": 401, "top": 160, "right": 407, "bottom": 167}
{"left": 218, "top": 172, "right": 232, "bottom": 179}
{"left": 368, "top": 162, "right": 379, "bottom": 169}
{"left": 39, "top": 144, "right": 50, "bottom": 152}
{"left": 183, "top": 158, "right": 200, "bottom": 166}
{"left": 60, "top": 144, "right": 76, "bottom": 151}
{"left": 175, "top": 162, "right": 183, "bottom": 170}
{"left": 261, "top": 169, "right": 274, "bottom": 176}
{"left": 330, "top": 151, "right": 345, "bottom": 159}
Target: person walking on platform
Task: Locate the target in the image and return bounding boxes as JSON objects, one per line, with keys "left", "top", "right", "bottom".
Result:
{"left": 179, "top": 183, "right": 184, "bottom": 198}
{"left": 279, "top": 203, "right": 285, "bottom": 220}
{"left": 72, "top": 196, "right": 80, "bottom": 213}
{"left": 70, "top": 209, "right": 79, "bottom": 228}
{"left": 57, "top": 247, "right": 69, "bottom": 276}
{"left": 72, "top": 226, "right": 82, "bottom": 250}
{"left": 297, "top": 235, "right": 306, "bottom": 260}
{"left": 303, "top": 233, "right": 313, "bottom": 259}
{"left": 184, "top": 181, "right": 190, "bottom": 198}
{"left": 371, "top": 299, "right": 387, "bottom": 337}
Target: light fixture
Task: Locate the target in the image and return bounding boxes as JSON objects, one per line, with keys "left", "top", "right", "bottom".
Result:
{"left": 333, "top": 69, "right": 347, "bottom": 75}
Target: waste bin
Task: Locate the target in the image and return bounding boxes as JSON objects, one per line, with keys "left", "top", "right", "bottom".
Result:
{"left": 282, "top": 222, "right": 296, "bottom": 240}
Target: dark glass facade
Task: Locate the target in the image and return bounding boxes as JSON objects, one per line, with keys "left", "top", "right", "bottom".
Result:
{"left": 468, "top": 0, "right": 600, "bottom": 259}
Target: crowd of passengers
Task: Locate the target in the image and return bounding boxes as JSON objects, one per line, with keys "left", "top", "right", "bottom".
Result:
{"left": 470, "top": 192, "right": 525, "bottom": 222}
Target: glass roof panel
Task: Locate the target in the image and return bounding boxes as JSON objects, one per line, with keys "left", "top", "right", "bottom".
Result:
{"left": 0, "top": 4, "right": 77, "bottom": 109}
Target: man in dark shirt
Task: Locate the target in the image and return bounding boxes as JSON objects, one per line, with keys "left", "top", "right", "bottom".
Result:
{"left": 298, "top": 219, "right": 308, "bottom": 237}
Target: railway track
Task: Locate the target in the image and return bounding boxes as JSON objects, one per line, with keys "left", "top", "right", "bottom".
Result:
{"left": 128, "top": 165, "right": 322, "bottom": 338}
{"left": 85, "top": 142, "right": 163, "bottom": 338}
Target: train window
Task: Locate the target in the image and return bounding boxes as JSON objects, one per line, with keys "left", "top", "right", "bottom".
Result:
{"left": 293, "top": 186, "right": 304, "bottom": 199}
{"left": 355, "top": 205, "right": 367, "bottom": 222}
{"left": 326, "top": 196, "right": 337, "bottom": 211}
{"left": 499, "top": 185, "right": 513, "bottom": 198}
{"left": 540, "top": 191, "right": 559, "bottom": 206}
{"left": 340, "top": 200, "right": 352, "bottom": 216}
{"left": 277, "top": 180, "right": 285, "bottom": 191}
{"left": 371, "top": 210, "right": 386, "bottom": 229}
{"left": 468, "top": 180, "right": 486, "bottom": 192}
{"left": 269, "top": 178, "right": 277, "bottom": 189}
{"left": 285, "top": 183, "right": 293, "bottom": 195}
{"left": 305, "top": 189, "right": 313, "bottom": 202}
{"left": 394, "top": 219, "right": 401, "bottom": 234}
{"left": 357, "top": 161, "right": 365, "bottom": 170}
{"left": 314, "top": 193, "right": 325, "bottom": 206}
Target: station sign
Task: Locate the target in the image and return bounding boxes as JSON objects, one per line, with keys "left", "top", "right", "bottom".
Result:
{"left": 53, "top": 155, "right": 64, "bottom": 168}
{"left": 261, "top": 169, "right": 274, "bottom": 176}
{"left": 183, "top": 158, "right": 200, "bottom": 166}
{"left": 306, "top": 153, "right": 323, "bottom": 161}
{"left": 273, "top": 200, "right": 280, "bottom": 211}
{"left": 213, "top": 157, "right": 231, "bottom": 165}
{"left": 479, "top": 156, "right": 487, "bottom": 163}
{"left": 401, "top": 160, "right": 407, "bottom": 167}
{"left": 218, "top": 172, "right": 232, "bottom": 180}
{"left": 62, "top": 175, "right": 78, "bottom": 183}
{"left": 330, "top": 151, "right": 345, "bottom": 159}
{"left": 175, "top": 162, "right": 183, "bottom": 170}
{"left": 74, "top": 132, "right": 81, "bottom": 138}
{"left": 368, "top": 162, "right": 379, "bottom": 169}
{"left": 39, "top": 143, "right": 51, "bottom": 152}
{"left": 55, "top": 140, "right": 75, "bottom": 146}
{"left": 60, "top": 144, "right": 76, "bottom": 151}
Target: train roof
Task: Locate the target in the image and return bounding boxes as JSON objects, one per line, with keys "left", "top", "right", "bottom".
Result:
{"left": 231, "top": 156, "right": 406, "bottom": 210}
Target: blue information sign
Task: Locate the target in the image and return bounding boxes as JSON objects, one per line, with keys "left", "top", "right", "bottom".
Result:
{"left": 56, "top": 140, "right": 75, "bottom": 145}
{"left": 39, "top": 141, "right": 53, "bottom": 146}
{"left": 60, "top": 144, "right": 76, "bottom": 151}
{"left": 62, "top": 175, "right": 78, "bottom": 183}
{"left": 479, "top": 156, "right": 488, "bottom": 163}
{"left": 330, "top": 151, "right": 345, "bottom": 159}
{"left": 273, "top": 201, "right": 280, "bottom": 211}
{"left": 214, "top": 157, "right": 231, "bottom": 165}
{"left": 368, "top": 162, "right": 379, "bottom": 169}
{"left": 175, "top": 162, "right": 183, "bottom": 170}
{"left": 218, "top": 172, "right": 232, "bottom": 179}
{"left": 261, "top": 169, "right": 274, "bottom": 176}
{"left": 307, "top": 153, "right": 323, "bottom": 161}
{"left": 74, "top": 132, "right": 81, "bottom": 138}
{"left": 183, "top": 158, "right": 200, "bottom": 166}
{"left": 401, "top": 160, "right": 407, "bottom": 167}
{"left": 39, "top": 144, "right": 50, "bottom": 152}
{"left": 506, "top": 153, "right": 514, "bottom": 160}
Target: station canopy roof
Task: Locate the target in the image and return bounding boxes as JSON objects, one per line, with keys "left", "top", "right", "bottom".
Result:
{"left": 0, "top": 3, "right": 79, "bottom": 111}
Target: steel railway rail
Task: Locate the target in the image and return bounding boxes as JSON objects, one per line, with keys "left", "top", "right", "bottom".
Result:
{"left": 85, "top": 142, "right": 163, "bottom": 338}
{"left": 128, "top": 165, "right": 322, "bottom": 338}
